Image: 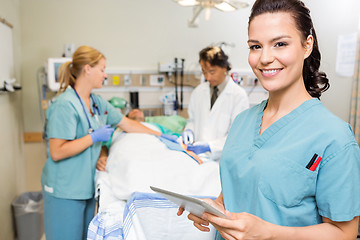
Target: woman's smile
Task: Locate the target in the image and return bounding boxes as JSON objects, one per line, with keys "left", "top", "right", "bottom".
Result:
{"left": 260, "top": 68, "right": 282, "bottom": 77}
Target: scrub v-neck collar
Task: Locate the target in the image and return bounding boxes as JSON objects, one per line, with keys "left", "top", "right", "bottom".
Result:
{"left": 253, "top": 98, "right": 320, "bottom": 149}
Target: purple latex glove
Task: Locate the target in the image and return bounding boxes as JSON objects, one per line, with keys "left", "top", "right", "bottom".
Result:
{"left": 186, "top": 142, "right": 211, "bottom": 154}
{"left": 90, "top": 125, "right": 115, "bottom": 143}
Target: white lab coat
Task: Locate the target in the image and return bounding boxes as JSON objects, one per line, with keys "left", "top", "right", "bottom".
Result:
{"left": 186, "top": 76, "right": 249, "bottom": 160}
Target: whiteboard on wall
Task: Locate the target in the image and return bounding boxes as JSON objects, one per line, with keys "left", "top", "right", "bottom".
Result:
{"left": 0, "top": 20, "right": 14, "bottom": 88}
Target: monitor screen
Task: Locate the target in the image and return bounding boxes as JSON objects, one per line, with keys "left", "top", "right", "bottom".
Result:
{"left": 47, "top": 57, "right": 71, "bottom": 91}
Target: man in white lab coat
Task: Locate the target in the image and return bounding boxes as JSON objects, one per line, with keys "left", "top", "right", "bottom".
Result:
{"left": 184, "top": 46, "right": 249, "bottom": 160}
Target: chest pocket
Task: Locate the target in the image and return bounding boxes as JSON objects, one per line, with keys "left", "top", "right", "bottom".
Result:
{"left": 258, "top": 157, "right": 317, "bottom": 207}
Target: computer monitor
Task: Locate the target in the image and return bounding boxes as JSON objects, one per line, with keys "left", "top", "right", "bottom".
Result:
{"left": 47, "top": 57, "right": 71, "bottom": 91}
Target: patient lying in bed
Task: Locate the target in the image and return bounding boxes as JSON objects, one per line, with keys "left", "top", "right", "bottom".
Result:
{"left": 90, "top": 119, "right": 221, "bottom": 240}
{"left": 101, "top": 122, "right": 221, "bottom": 204}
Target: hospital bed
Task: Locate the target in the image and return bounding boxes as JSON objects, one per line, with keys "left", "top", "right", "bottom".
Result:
{"left": 87, "top": 122, "right": 221, "bottom": 240}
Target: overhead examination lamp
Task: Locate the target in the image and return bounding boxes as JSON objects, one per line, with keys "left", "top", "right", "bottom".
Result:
{"left": 173, "top": 0, "right": 249, "bottom": 27}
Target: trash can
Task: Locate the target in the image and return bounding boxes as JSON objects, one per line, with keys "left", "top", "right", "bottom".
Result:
{"left": 12, "top": 191, "right": 44, "bottom": 240}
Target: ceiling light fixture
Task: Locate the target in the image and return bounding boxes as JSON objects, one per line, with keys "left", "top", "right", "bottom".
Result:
{"left": 174, "top": 0, "right": 249, "bottom": 27}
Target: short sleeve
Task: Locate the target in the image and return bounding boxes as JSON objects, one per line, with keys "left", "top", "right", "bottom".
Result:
{"left": 46, "top": 100, "right": 78, "bottom": 140}
{"left": 316, "top": 142, "right": 360, "bottom": 221}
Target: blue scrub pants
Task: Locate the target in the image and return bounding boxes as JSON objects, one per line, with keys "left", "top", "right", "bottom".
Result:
{"left": 43, "top": 191, "right": 96, "bottom": 240}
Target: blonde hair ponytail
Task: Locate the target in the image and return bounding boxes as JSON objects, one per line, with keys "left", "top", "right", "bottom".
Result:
{"left": 58, "top": 61, "right": 75, "bottom": 93}
{"left": 57, "top": 45, "right": 105, "bottom": 94}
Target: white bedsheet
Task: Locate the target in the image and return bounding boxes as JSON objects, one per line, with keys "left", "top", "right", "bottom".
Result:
{"left": 88, "top": 192, "right": 217, "bottom": 240}
{"left": 89, "top": 124, "right": 222, "bottom": 239}
{"left": 105, "top": 125, "right": 221, "bottom": 205}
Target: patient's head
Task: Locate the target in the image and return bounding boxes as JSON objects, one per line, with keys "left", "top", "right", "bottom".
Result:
{"left": 127, "top": 108, "right": 145, "bottom": 122}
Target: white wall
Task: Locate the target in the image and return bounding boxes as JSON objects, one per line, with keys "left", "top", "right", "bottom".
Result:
{"left": 0, "top": 1, "right": 26, "bottom": 239}
{"left": 305, "top": 0, "right": 360, "bottom": 121}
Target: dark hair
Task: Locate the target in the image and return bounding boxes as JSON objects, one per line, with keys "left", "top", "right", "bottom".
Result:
{"left": 199, "top": 46, "right": 232, "bottom": 72}
{"left": 249, "top": 0, "right": 329, "bottom": 98}
{"left": 58, "top": 45, "right": 105, "bottom": 93}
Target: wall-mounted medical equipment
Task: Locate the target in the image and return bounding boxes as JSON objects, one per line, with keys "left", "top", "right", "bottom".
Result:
{"left": 150, "top": 75, "right": 165, "bottom": 86}
{"left": 130, "top": 91, "right": 139, "bottom": 109}
{"left": 159, "top": 58, "right": 186, "bottom": 112}
{"left": 161, "top": 92, "right": 177, "bottom": 116}
{"left": 95, "top": 68, "right": 199, "bottom": 117}
{"left": 36, "top": 57, "right": 71, "bottom": 124}
{"left": 158, "top": 62, "right": 175, "bottom": 74}
{"left": 46, "top": 57, "right": 71, "bottom": 92}
{"left": 173, "top": 0, "right": 249, "bottom": 27}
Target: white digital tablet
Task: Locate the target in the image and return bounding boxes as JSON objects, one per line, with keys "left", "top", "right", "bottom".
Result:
{"left": 150, "top": 186, "right": 227, "bottom": 218}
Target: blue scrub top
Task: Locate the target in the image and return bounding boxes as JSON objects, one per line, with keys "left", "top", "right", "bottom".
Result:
{"left": 217, "top": 99, "right": 360, "bottom": 239}
{"left": 41, "top": 88, "right": 123, "bottom": 200}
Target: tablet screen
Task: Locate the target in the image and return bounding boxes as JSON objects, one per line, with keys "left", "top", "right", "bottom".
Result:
{"left": 150, "top": 186, "right": 226, "bottom": 218}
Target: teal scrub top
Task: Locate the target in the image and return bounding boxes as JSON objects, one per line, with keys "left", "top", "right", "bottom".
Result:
{"left": 217, "top": 99, "right": 360, "bottom": 239}
{"left": 41, "top": 88, "right": 123, "bottom": 200}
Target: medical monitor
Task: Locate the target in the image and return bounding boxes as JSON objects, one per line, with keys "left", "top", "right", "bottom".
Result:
{"left": 47, "top": 57, "right": 71, "bottom": 92}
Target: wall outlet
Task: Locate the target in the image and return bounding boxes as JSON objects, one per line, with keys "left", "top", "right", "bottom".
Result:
{"left": 124, "top": 74, "right": 131, "bottom": 86}
{"left": 140, "top": 75, "right": 146, "bottom": 86}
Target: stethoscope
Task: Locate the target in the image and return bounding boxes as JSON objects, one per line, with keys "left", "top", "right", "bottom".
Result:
{"left": 73, "top": 88, "right": 101, "bottom": 134}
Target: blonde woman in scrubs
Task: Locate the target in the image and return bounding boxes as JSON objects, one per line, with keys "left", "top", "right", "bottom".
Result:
{"left": 178, "top": 0, "right": 360, "bottom": 239}
{"left": 41, "top": 46, "right": 173, "bottom": 240}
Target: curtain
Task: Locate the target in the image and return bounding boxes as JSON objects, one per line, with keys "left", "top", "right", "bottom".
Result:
{"left": 349, "top": 32, "right": 360, "bottom": 143}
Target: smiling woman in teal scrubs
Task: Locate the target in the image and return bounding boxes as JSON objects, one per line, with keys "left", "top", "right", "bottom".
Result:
{"left": 41, "top": 46, "right": 166, "bottom": 240}
{"left": 178, "top": 0, "right": 360, "bottom": 239}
